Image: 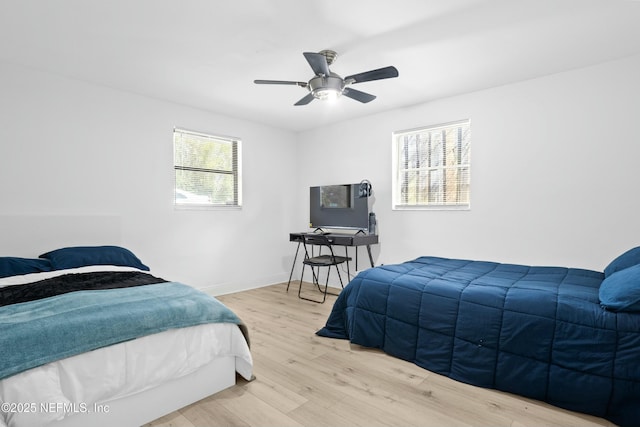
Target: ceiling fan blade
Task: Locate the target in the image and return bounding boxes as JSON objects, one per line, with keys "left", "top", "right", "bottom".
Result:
{"left": 342, "top": 87, "right": 376, "bottom": 103}
{"left": 254, "top": 80, "right": 307, "bottom": 87}
{"left": 344, "top": 66, "right": 399, "bottom": 84}
{"left": 303, "top": 52, "right": 330, "bottom": 76}
{"left": 294, "top": 92, "right": 315, "bottom": 106}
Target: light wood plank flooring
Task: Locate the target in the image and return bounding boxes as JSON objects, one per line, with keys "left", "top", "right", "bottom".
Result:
{"left": 145, "top": 282, "right": 615, "bottom": 427}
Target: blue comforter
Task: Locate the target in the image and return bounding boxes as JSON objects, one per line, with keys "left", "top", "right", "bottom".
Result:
{"left": 0, "top": 280, "right": 242, "bottom": 380}
{"left": 317, "top": 256, "right": 640, "bottom": 426}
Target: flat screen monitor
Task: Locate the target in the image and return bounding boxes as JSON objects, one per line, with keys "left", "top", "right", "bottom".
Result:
{"left": 309, "top": 183, "right": 369, "bottom": 230}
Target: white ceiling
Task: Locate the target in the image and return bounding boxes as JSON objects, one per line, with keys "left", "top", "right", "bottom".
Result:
{"left": 2, "top": 0, "right": 640, "bottom": 133}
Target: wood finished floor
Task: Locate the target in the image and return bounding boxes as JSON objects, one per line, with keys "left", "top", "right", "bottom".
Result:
{"left": 145, "top": 282, "right": 615, "bottom": 427}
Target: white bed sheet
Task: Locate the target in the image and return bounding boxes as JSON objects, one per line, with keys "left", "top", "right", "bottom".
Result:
{"left": 0, "top": 267, "right": 253, "bottom": 427}
{"left": 0, "top": 265, "right": 146, "bottom": 288}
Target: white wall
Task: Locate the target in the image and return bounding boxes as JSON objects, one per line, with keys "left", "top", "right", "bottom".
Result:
{"left": 0, "top": 62, "right": 298, "bottom": 294}
{"left": 297, "top": 54, "right": 640, "bottom": 272}
{"left": 3, "top": 53, "right": 639, "bottom": 295}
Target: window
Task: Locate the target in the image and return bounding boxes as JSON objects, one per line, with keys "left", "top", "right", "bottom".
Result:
{"left": 392, "top": 120, "right": 470, "bottom": 210}
{"left": 173, "top": 128, "right": 242, "bottom": 208}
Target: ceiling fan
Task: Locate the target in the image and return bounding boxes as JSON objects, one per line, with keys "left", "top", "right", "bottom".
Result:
{"left": 254, "top": 50, "right": 399, "bottom": 106}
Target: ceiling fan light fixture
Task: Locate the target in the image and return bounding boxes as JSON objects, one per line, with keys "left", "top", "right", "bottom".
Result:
{"left": 309, "top": 75, "right": 344, "bottom": 101}
{"left": 313, "top": 87, "right": 342, "bottom": 101}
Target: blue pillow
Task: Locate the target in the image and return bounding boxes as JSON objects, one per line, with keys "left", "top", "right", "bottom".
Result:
{"left": 599, "top": 263, "right": 640, "bottom": 312}
{"left": 39, "top": 246, "right": 149, "bottom": 271}
{"left": 0, "top": 257, "right": 52, "bottom": 278}
{"left": 604, "top": 246, "right": 640, "bottom": 278}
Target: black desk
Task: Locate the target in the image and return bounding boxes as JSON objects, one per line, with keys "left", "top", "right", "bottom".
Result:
{"left": 287, "top": 232, "right": 379, "bottom": 288}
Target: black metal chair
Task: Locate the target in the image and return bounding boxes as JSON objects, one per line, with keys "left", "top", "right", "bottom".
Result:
{"left": 298, "top": 233, "right": 351, "bottom": 303}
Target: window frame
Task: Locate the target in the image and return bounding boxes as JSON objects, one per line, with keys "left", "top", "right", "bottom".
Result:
{"left": 391, "top": 119, "right": 470, "bottom": 211}
{"left": 173, "top": 128, "right": 242, "bottom": 210}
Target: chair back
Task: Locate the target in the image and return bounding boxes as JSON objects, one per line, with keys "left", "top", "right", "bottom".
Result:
{"left": 302, "top": 233, "right": 333, "bottom": 247}
{"left": 301, "top": 233, "right": 337, "bottom": 260}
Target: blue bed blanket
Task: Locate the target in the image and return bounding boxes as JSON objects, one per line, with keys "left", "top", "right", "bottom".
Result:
{"left": 0, "top": 280, "right": 243, "bottom": 380}
{"left": 317, "top": 256, "right": 640, "bottom": 426}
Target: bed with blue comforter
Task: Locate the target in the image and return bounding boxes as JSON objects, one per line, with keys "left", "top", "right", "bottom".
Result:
{"left": 317, "top": 250, "right": 640, "bottom": 426}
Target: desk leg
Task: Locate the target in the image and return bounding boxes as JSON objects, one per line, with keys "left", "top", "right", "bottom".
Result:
{"left": 311, "top": 246, "right": 321, "bottom": 292}
{"left": 352, "top": 245, "right": 375, "bottom": 270}
{"left": 366, "top": 244, "right": 375, "bottom": 267}
{"left": 286, "top": 241, "right": 301, "bottom": 292}
{"left": 355, "top": 247, "right": 358, "bottom": 271}
{"left": 345, "top": 246, "right": 351, "bottom": 284}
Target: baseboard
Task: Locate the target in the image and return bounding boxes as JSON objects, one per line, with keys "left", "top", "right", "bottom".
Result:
{"left": 199, "top": 274, "right": 288, "bottom": 297}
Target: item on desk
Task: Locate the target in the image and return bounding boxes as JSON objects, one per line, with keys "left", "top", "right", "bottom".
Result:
{"left": 359, "top": 180, "right": 372, "bottom": 198}
{"left": 368, "top": 212, "right": 377, "bottom": 235}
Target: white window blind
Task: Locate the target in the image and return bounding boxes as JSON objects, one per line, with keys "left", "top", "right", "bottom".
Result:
{"left": 173, "top": 128, "right": 242, "bottom": 207}
{"left": 392, "top": 120, "right": 470, "bottom": 210}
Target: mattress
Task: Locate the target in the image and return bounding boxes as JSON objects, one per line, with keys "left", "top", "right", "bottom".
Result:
{"left": 0, "top": 322, "right": 252, "bottom": 427}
